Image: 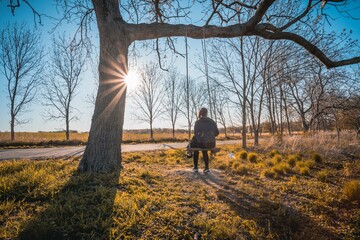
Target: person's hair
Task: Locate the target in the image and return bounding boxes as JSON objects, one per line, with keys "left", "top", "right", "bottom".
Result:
{"left": 198, "top": 108, "right": 208, "bottom": 118}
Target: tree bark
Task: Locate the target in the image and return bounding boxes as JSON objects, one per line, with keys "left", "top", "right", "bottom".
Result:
{"left": 302, "top": 116, "right": 310, "bottom": 132}
{"left": 150, "top": 121, "right": 154, "bottom": 141}
{"left": 78, "top": 0, "right": 130, "bottom": 172}
{"left": 172, "top": 123, "right": 175, "bottom": 139}
{"left": 10, "top": 114, "right": 15, "bottom": 141}
{"left": 66, "top": 115, "right": 69, "bottom": 141}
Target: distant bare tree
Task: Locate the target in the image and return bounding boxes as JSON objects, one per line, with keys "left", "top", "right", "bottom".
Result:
{"left": 43, "top": 35, "right": 87, "bottom": 140}
{"left": 215, "top": 87, "right": 231, "bottom": 139}
{"left": 0, "top": 22, "right": 44, "bottom": 141}
{"left": 163, "top": 68, "right": 182, "bottom": 139}
{"left": 180, "top": 77, "right": 208, "bottom": 139}
{"left": 132, "top": 62, "right": 164, "bottom": 140}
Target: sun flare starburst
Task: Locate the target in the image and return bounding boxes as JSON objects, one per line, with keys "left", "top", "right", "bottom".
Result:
{"left": 124, "top": 69, "right": 139, "bottom": 90}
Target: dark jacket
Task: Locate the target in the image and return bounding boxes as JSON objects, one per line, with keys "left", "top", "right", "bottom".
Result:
{"left": 194, "top": 117, "right": 219, "bottom": 143}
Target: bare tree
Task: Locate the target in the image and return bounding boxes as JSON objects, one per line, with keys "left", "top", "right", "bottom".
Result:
{"left": 132, "top": 62, "right": 164, "bottom": 141}
{"left": 6, "top": 0, "right": 360, "bottom": 172}
{"left": 180, "top": 76, "right": 208, "bottom": 139}
{"left": 163, "top": 68, "right": 182, "bottom": 139}
{"left": 215, "top": 87, "right": 231, "bottom": 139}
{"left": 43, "top": 35, "right": 87, "bottom": 140}
{"left": 0, "top": 22, "right": 43, "bottom": 141}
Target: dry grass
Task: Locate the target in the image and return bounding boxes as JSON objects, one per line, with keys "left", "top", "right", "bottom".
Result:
{"left": 1, "top": 132, "right": 359, "bottom": 239}
{"left": 0, "top": 131, "right": 235, "bottom": 148}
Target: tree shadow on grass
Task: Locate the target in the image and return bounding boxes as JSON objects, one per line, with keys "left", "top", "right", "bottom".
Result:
{"left": 191, "top": 170, "right": 340, "bottom": 240}
{"left": 18, "top": 167, "right": 121, "bottom": 240}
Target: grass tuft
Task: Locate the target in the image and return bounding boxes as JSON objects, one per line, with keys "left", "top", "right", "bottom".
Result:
{"left": 269, "top": 149, "right": 280, "bottom": 157}
{"left": 312, "top": 153, "right": 323, "bottom": 164}
{"left": 316, "top": 169, "right": 331, "bottom": 182}
{"left": 272, "top": 154, "right": 282, "bottom": 165}
{"left": 299, "top": 167, "right": 310, "bottom": 175}
{"left": 286, "top": 155, "right": 297, "bottom": 167}
{"left": 260, "top": 169, "right": 276, "bottom": 179}
{"left": 272, "top": 163, "right": 293, "bottom": 175}
{"left": 247, "top": 152, "right": 258, "bottom": 163}
{"left": 232, "top": 164, "right": 249, "bottom": 175}
{"left": 237, "top": 150, "right": 248, "bottom": 160}
{"left": 342, "top": 180, "right": 360, "bottom": 202}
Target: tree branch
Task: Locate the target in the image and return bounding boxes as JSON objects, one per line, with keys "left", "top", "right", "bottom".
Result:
{"left": 254, "top": 25, "right": 360, "bottom": 68}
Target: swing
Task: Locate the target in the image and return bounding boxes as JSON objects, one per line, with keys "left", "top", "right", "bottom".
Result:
{"left": 184, "top": 31, "right": 221, "bottom": 157}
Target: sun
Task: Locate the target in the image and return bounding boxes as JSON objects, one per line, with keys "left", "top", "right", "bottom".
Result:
{"left": 124, "top": 69, "right": 139, "bottom": 90}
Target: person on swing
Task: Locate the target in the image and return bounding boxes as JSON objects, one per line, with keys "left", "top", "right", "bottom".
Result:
{"left": 192, "top": 107, "right": 219, "bottom": 173}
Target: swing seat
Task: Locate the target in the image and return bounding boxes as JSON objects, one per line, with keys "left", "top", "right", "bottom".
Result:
{"left": 185, "top": 147, "right": 220, "bottom": 158}
{"left": 187, "top": 147, "right": 221, "bottom": 153}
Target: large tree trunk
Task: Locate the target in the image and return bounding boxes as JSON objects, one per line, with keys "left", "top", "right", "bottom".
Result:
{"left": 79, "top": 0, "right": 130, "bottom": 172}
{"left": 301, "top": 116, "right": 309, "bottom": 132}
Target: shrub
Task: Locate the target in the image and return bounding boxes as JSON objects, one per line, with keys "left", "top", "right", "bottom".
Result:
{"left": 248, "top": 152, "right": 258, "bottom": 163}
{"left": 299, "top": 167, "right": 310, "bottom": 175}
{"left": 317, "top": 169, "right": 331, "bottom": 182}
{"left": 237, "top": 150, "right": 248, "bottom": 160}
{"left": 312, "top": 153, "right": 323, "bottom": 164}
{"left": 343, "top": 180, "right": 360, "bottom": 202}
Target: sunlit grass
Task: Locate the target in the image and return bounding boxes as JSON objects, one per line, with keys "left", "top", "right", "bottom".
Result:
{"left": 1, "top": 132, "right": 359, "bottom": 239}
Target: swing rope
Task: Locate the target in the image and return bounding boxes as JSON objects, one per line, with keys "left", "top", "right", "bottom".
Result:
{"left": 201, "top": 29, "right": 213, "bottom": 119}
{"left": 185, "top": 30, "right": 191, "bottom": 147}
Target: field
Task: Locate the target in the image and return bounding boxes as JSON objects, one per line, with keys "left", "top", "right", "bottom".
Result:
{"left": 1, "top": 132, "right": 359, "bottom": 239}
{"left": 0, "top": 131, "right": 239, "bottom": 147}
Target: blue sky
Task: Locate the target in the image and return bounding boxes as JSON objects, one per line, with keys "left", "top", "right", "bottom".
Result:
{"left": 0, "top": 1, "right": 359, "bottom": 133}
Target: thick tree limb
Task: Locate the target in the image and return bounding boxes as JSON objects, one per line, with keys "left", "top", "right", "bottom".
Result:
{"left": 253, "top": 26, "right": 360, "bottom": 68}
{"left": 128, "top": 21, "right": 359, "bottom": 68}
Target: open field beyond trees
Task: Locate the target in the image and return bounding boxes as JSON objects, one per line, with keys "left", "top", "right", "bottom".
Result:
{"left": 1, "top": 132, "right": 359, "bottom": 239}
{"left": 0, "top": 131, "right": 241, "bottom": 148}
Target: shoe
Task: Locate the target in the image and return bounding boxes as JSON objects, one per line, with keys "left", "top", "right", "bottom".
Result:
{"left": 204, "top": 169, "right": 210, "bottom": 173}
{"left": 193, "top": 168, "right": 198, "bottom": 172}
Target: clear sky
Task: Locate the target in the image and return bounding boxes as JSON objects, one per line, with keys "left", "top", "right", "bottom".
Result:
{"left": 0, "top": 1, "right": 359, "bottom": 133}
